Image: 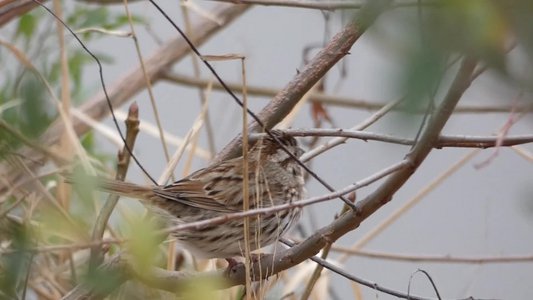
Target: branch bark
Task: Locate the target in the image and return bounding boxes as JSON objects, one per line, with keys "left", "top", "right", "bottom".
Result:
{"left": 0, "top": 0, "right": 42, "bottom": 27}
{"left": 223, "top": 56, "right": 477, "bottom": 288}
{"left": 0, "top": 0, "right": 143, "bottom": 27}
{"left": 214, "top": 0, "right": 394, "bottom": 162}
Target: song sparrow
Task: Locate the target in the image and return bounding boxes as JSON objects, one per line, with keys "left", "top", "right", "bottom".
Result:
{"left": 67, "top": 130, "right": 305, "bottom": 259}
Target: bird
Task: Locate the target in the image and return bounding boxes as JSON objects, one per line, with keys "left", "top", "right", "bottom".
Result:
{"left": 65, "top": 130, "right": 305, "bottom": 259}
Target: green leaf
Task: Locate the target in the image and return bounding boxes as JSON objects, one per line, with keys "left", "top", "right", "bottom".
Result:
{"left": 81, "top": 131, "right": 95, "bottom": 151}
{"left": 0, "top": 221, "right": 33, "bottom": 298}
{"left": 78, "top": 7, "right": 110, "bottom": 28}
{"left": 16, "top": 76, "right": 53, "bottom": 138}
{"left": 400, "top": 47, "right": 445, "bottom": 113}
{"left": 69, "top": 50, "right": 93, "bottom": 90}
{"left": 16, "top": 14, "right": 37, "bottom": 39}
{"left": 427, "top": 0, "right": 507, "bottom": 69}
{"left": 123, "top": 215, "right": 161, "bottom": 274}
{"left": 83, "top": 262, "right": 126, "bottom": 296}
{"left": 110, "top": 14, "right": 147, "bottom": 29}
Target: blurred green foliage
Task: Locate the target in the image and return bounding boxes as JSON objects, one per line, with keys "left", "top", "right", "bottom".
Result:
{"left": 0, "top": 221, "right": 33, "bottom": 299}
{"left": 123, "top": 214, "right": 162, "bottom": 274}
{"left": 0, "top": 3, "right": 146, "bottom": 298}
{"left": 1, "top": 2, "right": 145, "bottom": 142}
{"left": 385, "top": 0, "right": 533, "bottom": 114}
{"left": 16, "top": 13, "right": 37, "bottom": 40}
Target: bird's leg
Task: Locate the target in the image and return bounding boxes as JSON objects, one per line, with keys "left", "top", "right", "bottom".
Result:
{"left": 224, "top": 257, "right": 241, "bottom": 276}
{"left": 224, "top": 254, "right": 271, "bottom": 276}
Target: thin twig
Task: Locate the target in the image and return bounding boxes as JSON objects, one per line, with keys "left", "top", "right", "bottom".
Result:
{"left": 204, "top": 0, "right": 438, "bottom": 11}
{"left": 329, "top": 246, "right": 533, "bottom": 264}
{"left": 511, "top": 146, "right": 533, "bottom": 162}
{"left": 122, "top": 0, "right": 173, "bottom": 174}
{"left": 241, "top": 57, "right": 252, "bottom": 300}
{"left": 162, "top": 72, "right": 533, "bottom": 114}
{"left": 88, "top": 103, "right": 140, "bottom": 268}
{"left": 339, "top": 149, "right": 480, "bottom": 263}
{"left": 180, "top": 0, "right": 217, "bottom": 158}
{"left": 254, "top": 129, "right": 533, "bottom": 149}
{"left": 300, "top": 192, "right": 355, "bottom": 300}
{"left": 408, "top": 269, "right": 442, "bottom": 300}
{"left": 161, "top": 159, "right": 408, "bottom": 234}
{"left": 0, "top": 239, "right": 124, "bottom": 255}
{"left": 223, "top": 57, "right": 477, "bottom": 293}
{"left": 281, "top": 239, "right": 435, "bottom": 300}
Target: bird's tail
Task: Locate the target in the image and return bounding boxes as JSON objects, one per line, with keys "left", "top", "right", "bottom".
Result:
{"left": 62, "top": 173, "right": 154, "bottom": 201}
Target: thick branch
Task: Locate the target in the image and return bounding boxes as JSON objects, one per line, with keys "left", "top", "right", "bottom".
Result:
{"left": 0, "top": 0, "right": 144, "bottom": 27}
{"left": 225, "top": 57, "right": 478, "bottom": 287}
{"left": 214, "top": 0, "right": 393, "bottom": 162}
{"left": 0, "top": 0, "right": 42, "bottom": 27}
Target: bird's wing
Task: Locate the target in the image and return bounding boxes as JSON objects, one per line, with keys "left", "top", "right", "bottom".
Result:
{"left": 153, "top": 180, "right": 236, "bottom": 213}
{"left": 153, "top": 163, "right": 245, "bottom": 213}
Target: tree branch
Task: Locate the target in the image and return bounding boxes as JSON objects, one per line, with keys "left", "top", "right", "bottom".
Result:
{"left": 224, "top": 56, "right": 477, "bottom": 287}
{"left": 253, "top": 129, "right": 533, "bottom": 149}
{"left": 162, "top": 71, "right": 533, "bottom": 114}
{"left": 214, "top": 0, "right": 394, "bottom": 162}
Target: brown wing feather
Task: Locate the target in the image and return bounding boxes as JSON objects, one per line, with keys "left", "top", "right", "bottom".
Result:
{"left": 153, "top": 178, "right": 235, "bottom": 212}
{"left": 153, "top": 156, "right": 262, "bottom": 212}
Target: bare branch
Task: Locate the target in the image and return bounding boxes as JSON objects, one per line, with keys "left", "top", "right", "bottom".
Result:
{"left": 0, "top": 0, "right": 42, "bottom": 27}
{"left": 329, "top": 246, "right": 533, "bottom": 264}
{"left": 223, "top": 56, "right": 477, "bottom": 289}
{"left": 214, "top": 0, "right": 394, "bottom": 162}
{"left": 162, "top": 72, "right": 533, "bottom": 114}
{"left": 252, "top": 129, "right": 533, "bottom": 149}
{"left": 159, "top": 160, "right": 409, "bottom": 235}
{"left": 0, "top": 0, "right": 144, "bottom": 27}
{"left": 204, "top": 0, "right": 438, "bottom": 11}
{"left": 88, "top": 102, "right": 140, "bottom": 268}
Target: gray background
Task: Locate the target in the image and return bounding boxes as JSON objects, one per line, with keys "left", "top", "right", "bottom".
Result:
{"left": 37, "top": 1, "right": 533, "bottom": 299}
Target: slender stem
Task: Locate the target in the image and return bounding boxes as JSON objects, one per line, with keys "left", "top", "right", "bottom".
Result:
{"left": 89, "top": 103, "right": 139, "bottom": 269}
